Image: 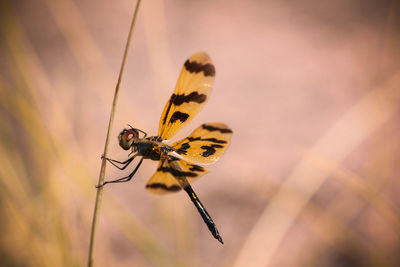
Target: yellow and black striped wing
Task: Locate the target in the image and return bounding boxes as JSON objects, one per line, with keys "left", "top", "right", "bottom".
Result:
{"left": 158, "top": 52, "right": 215, "bottom": 140}
{"left": 146, "top": 159, "right": 209, "bottom": 194}
{"left": 172, "top": 122, "right": 233, "bottom": 164}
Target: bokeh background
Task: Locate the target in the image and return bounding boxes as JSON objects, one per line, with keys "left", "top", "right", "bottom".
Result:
{"left": 1, "top": 0, "right": 400, "bottom": 266}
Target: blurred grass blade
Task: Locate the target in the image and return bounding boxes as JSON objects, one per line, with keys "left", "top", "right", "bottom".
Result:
{"left": 233, "top": 73, "right": 400, "bottom": 267}
{"left": 302, "top": 149, "right": 400, "bottom": 235}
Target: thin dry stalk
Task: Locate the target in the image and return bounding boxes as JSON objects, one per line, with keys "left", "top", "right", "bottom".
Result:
{"left": 87, "top": 1, "right": 142, "bottom": 266}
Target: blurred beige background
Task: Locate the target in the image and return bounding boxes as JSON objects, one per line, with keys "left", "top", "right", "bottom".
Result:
{"left": 1, "top": 0, "right": 400, "bottom": 266}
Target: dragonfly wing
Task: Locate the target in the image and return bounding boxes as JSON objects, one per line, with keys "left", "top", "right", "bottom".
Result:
{"left": 146, "top": 159, "right": 209, "bottom": 194}
{"left": 172, "top": 122, "right": 233, "bottom": 164}
{"left": 158, "top": 52, "right": 215, "bottom": 140}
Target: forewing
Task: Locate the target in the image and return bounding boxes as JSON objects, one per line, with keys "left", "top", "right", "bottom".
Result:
{"left": 158, "top": 52, "right": 215, "bottom": 140}
{"left": 173, "top": 122, "right": 233, "bottom": 164}
{"left": 146, "top": 159, "right": 209, "bottom": 194}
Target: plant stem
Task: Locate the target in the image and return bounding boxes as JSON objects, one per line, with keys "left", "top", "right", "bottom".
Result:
{"left": 87, "top": 1, "right": 142, "bottom": 266}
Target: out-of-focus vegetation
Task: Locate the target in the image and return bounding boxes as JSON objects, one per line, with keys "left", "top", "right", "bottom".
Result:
{"left": 0, "top": 1, "right": 176, "bottom": 266}
{"left": 1, "top": 0, "right": 400, "bottom": 267}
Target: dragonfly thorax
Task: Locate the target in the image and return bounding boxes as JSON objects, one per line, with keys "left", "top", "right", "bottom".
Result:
{"left": 136, "top": 136, "right": 173, "bottom": 161}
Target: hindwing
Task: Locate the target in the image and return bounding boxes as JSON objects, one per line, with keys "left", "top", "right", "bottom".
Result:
{"left": 146, "top": 158, "right": 209, "bottom": 194}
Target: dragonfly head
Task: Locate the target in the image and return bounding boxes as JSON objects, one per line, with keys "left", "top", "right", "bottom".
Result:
{"left": 118, "top": 128, "right": 139, "bottom": 150}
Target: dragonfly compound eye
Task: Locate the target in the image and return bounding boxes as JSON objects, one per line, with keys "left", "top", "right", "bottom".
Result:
{"left": 118, "top": 129, "right": 138, "bottom": 150}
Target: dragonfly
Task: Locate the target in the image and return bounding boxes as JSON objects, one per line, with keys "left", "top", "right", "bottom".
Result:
{"left": 100, "top": 52, "right": 232, "bottom": 244}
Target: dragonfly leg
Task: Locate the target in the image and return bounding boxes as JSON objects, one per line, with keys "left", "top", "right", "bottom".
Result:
{"left": 102, "top": 154, "right": 137, "bottom": 170}
{"left": 97, "top": 157, "right": 144, "bottom": 187}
